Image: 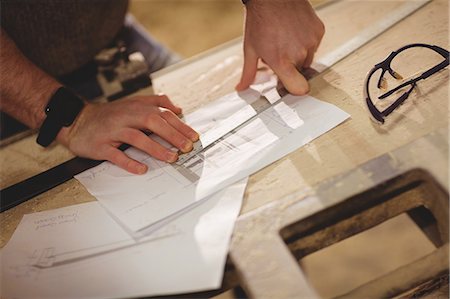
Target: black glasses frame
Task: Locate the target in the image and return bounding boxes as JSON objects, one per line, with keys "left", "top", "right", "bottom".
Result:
{"left": 364, "top": 43, "right": 449, "bottom": 124}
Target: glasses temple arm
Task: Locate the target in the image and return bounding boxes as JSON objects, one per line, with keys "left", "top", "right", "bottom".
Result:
{"left": 378, "top": 78, "right": 418, "bottom": 99}
{"left": 421, "top": 59, "right": 449, "bottom": 80}
{"left": 381, "top": 83, "right": 416, "bottom": 117}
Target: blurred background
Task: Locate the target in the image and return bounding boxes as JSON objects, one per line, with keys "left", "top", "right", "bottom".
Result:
{"left": 129, "top": 1, "right": 438, "bottom": 298}
{"left": 130, "top": 0, "right": 244, "bottom": 58}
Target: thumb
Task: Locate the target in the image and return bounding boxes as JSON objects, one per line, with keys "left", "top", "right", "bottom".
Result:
{"left": 275, "top": 63, "right": 310, "bottom": 95}
{"left": 236, "top": 46, "right": 259, "bottom": 91}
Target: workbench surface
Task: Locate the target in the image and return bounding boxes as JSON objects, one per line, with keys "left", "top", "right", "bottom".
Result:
{"left": 1, "top": 2, "right": 448, "bottom": 295}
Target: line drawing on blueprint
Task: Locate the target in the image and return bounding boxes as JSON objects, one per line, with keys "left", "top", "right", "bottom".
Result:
{"left": 3, "top": 202, "right": 182, "bottom": 279}
{"left": 30, "top": 231, "right": 178, "bottom": 270}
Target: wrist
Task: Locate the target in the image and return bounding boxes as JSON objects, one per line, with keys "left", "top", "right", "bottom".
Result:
{"left": 56, "top": 102, "right": 92, "bottom": 148}
{"left": 31, "top": 81, "right": 62, "bottom": 130}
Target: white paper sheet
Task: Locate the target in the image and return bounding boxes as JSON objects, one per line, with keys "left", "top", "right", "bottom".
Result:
{"left": 75, "top": 81, "right": 350, "bottom": 233}
{"left": 1, "top": 179, "right": 247, "bottom": 299}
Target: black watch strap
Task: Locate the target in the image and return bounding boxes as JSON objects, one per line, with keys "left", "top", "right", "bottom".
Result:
{"left": 36, "top": 87, "right": 84, "bottom": 147}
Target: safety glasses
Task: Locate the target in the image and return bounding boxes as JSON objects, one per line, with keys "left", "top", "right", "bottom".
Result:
{"left": 364, "top": 43, "right": 449, "bottom": 124}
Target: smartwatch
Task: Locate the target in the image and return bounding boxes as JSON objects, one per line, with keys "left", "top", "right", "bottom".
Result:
{"left": 36, "top": 87, "right": 85, "bottom": 147}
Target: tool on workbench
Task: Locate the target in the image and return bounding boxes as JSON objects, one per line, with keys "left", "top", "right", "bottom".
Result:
{"left": 0, "top": 0, "right": 432, "bottom": 213}
{"left": 95, "top": 41, "right": 151, "bottom": 101}
{"left": 176, "top": 89, "right": 289, "bottom": 165}
{"left": 364, "top": 43, "right": 449, "bottom": 124}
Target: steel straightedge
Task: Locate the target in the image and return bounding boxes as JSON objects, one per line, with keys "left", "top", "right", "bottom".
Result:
{"left": 0, "top": 158, "right": 101, "bottom": 212}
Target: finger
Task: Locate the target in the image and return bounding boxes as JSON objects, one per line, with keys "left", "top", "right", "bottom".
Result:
{"left": 154, "top": 95, "right": 182, "bottom": 115}
{"left": 274, "top": 62, "right": 310, "bottom": 95}
{"left": 236, "top": 46, "right": 259, "bottom": 91}
{"left": 105, "top": 146, "right": 148, "bottom": 175}
{"left": 119, "top": 128, "right": 178, "bottom": 163}
{"left": 302, "top": 47, "right": 316, "bottom": 69}
{"left": 159, "top": 109, "right": 199, "bottom": 142}
{"left": 146, "top": 115, "right": 193, "bottom": 153}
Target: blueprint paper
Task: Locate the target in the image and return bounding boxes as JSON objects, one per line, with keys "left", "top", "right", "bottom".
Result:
{"left": 0, "top": 202, "right": 177, "bottom": 271}
{"left": 1, "top": 179, "right": 247, "bottom": 299}
{"left": 75, "top": 82, "right": 350, "bottom": 233}
{"left": 184, "top": 90, "right": 258, "bottom": 147}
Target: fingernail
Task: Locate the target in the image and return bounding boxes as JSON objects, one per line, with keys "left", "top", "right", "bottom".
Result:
{"left": 137, "top": 164, "right": 147, "bottom": 174}
{"left": 166, "top": 151, "right": 178, "bottom": 162}
{"left": 182, "top": 140, "right": 193, "bottom": 153}
{"left": 189, "top": 132, "right": 199, "bottom": 141}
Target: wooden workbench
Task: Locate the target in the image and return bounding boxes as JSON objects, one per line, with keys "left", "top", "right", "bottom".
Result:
{"left": 1, "top": 0, "right": 448, "bottom": 298}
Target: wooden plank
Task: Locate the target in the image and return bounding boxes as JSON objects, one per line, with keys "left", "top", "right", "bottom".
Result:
{"left": 0, "top": 0, "right": 447, "bottom": 256}
{"left": 335, "top": 244, "right": 449, "bottom": 299}
{"left": 230, "top": 129, "right": 448, "bottom": 298}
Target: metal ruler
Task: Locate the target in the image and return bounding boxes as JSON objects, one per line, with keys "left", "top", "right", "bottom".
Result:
{"left": 0, "top": 0, "right": 431, "bottom": 212}
{"left": 176, "top": 92, "right": 289, "bottom": 165}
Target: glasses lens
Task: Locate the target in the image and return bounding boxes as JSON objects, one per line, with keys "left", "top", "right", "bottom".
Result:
{"left": 390, "top": 46, "right": 444, "bottom": 82}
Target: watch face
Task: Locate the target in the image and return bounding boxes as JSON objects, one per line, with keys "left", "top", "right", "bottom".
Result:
{"left": 47, "top": 88, "right": 85, "bottom": 126}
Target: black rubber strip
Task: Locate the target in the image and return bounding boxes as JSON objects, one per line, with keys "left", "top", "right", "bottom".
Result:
{"left": 0, "top": 157, "right": 102, "bottom": 212}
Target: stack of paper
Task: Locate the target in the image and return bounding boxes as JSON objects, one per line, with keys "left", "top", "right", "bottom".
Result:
{"left": 1, "top": 73, "right": 349, "bottom": 298}
{"left": 1, "top": 180, "right": 247, "bottom": 298}
{"left": 75, "top": 78, "right": 349, "bottom": 235}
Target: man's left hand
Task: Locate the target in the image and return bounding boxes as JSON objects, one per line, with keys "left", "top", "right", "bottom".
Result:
{"left": 236, "top": 0, "right": 325, "bottom": 95}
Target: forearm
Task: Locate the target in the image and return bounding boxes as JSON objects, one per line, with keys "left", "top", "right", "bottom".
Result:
{"left": 0, "top": 29, "right": 61, "bottom": 129}
{"left": 0, "top": 30, "right": 201, "bottom": 175}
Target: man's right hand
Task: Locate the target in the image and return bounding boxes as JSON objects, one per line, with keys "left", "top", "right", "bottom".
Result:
{"left": 57, "top": 95, "right": 199, "bottom": 175}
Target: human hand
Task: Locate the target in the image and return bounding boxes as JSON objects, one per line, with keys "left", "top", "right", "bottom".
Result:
{"left": 57, "top": 95, "right": 199, "bottom": 174}
{"left": 236, "top": 0, "right": 325, "bottom": 95}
